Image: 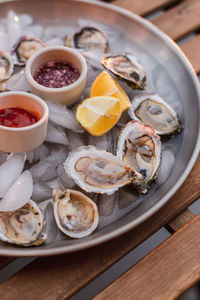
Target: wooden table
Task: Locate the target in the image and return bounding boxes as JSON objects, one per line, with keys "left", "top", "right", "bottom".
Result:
{"left": 0, "top": 0, "right": 200, "bottom": 299}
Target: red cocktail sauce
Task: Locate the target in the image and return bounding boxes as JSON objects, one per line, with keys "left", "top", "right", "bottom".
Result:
{"left": 0, "top": 107, "right": 39, "bottom": 128}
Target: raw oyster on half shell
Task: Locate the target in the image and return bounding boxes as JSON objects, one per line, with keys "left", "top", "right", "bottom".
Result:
{"left": 0, "top": 51, "right": 13, "bottom": 82}
{"left": 116, "top": 120, "right": 161, "bottom": 194}
{"left": 12, "top": 36, "right": 46, "bottom": 65}
{"left": 101, "top": 52, "right": 146, "bottom": 89}
{"left": 0, "top": 200, "right": 46, "bottom": 246}
{"left": 65, "top": 27, "right": 109, "bottom": 52}
{"left": 64, "top": 146, "right": 141, "bottom": 195}
{"left": 129, "top": 93, "right": 182, "bottom": 135}
{"left": 53, "top": 189, "right": 99, "bottom": 238}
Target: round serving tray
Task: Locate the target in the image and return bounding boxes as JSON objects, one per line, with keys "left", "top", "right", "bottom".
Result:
{"left": 0, "top": 0, "right": 200, "bottom": 256}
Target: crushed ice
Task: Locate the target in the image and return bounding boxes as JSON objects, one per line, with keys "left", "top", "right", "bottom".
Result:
{"left": 0, "top": 10, "right": 183, "bottom": 245}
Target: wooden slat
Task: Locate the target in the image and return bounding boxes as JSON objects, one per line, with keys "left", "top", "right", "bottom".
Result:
{"left": 165, "top": 208, "right": 195, "bottom": 233}
{"left": 94, "top": 213, "right": 200, "bottom": 300}
{"left": 152, "top": 0, "right": 200, "bottom": 40}
{"left": 113, "top": 0, "right": 176, "bottom": 16}
{"left": 180, "top": 34, "right": 200, "bottom": 73}
{"left": 0, "top": 155, "right": 199, "bottom": 300}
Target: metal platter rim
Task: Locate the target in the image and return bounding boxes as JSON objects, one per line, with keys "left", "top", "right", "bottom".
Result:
{"left": 0, "top": 0, "right": 199, "bottom": 257}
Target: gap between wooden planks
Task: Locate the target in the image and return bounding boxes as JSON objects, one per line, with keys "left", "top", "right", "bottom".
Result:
{"left": 0, "top": 258, "right": 13, "bottom": 270}
{"left": 94, "top": 212, "right": 200, "bottom": 300}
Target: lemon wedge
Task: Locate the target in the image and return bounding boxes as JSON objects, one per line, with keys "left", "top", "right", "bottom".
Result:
{"left": 76, "top": 96, "right": 122, "bottom": 136}
{"left": 90, "top": 71, "right": 131, "bottom": 112}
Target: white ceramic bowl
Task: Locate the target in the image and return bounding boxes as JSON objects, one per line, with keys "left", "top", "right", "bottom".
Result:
{"left": 0, "top": 91, "right": 48, "bottom": 153}
{"left": 25, "top": 46, "right": 87, "bottom": 105}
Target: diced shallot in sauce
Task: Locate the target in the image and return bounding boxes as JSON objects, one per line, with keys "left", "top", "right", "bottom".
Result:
{"left": 34, "top": 60, "right": 80, "bottom": 88}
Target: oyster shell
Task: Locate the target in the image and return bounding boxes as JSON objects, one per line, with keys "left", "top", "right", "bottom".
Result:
{"left": 0, "top": 51, "right": 13, "bottom": 82}
{"left": 65, "top": 27, "right": 109, "bottom": 52}
{"left": 0, "top": 82, "right": 7, "bottom": 92}
{"left": 64, "top": 146, "right": 140, "bottom": 195}
{"left": 53, "top": 189, "right": 99, "bottom": 238}
{"left": 0, "top": 200, "right": 46, "bottom": 246}
{"left": 12, "top": 36, "right": 46, "bottom": 65}
{"left": 129, "top": 93, "right": 182, "bottom": 135}
{"left": 116, "top": 120, "right": 161, "bottom": 194}
{"left": 101, "top": 52, "right": 146, "bottom": 89}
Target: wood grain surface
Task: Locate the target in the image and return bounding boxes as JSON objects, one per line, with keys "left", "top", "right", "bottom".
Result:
{"left": 180, "top": 34, "right": 200, "bottom": 73}
{"left": 0, "top": 1, "right": 200, "bottom": 299}
{"left": 0, "top": 156, "right": 199, "bottom": 300}
{"left": 166, "top": 208, "right": 195, "bottom": 233}
{"left": 152, "top": 0, "right": 200, "bottom": 40}
{"left": 94, "top": 213, "right": 200, "bottom": 300}
{"left": 112, "top": 0, "right": 176, "bottom": 16}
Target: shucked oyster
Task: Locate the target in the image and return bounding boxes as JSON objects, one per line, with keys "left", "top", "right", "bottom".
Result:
{"left": 101, "top": 52, "right": 146, "bottom": 89}
{"left": 116, "top": 120, "right": 161, "bottom": 194}
{"left": 0, "top": 200, "right": 46, "bottom": 246}
{"left": 53, "top": 189, "right": 99, "bottom": 238}
{"left": 64, "top": 146, "right": 141, "bottom": 195}
{"left": 12, "top": 36, "right": 46, "bottom": 65}
{"left": 0, "top": 51, "right": 13, "bottom": 82}
{"left": 129, "top": 93, "right": 182, "bottom": 135}
{"left": 65, "top": 27, "right": 109, "bottom": 52}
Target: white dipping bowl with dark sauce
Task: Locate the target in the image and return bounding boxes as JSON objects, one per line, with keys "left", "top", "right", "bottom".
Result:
{"left": 25, "top": 46, "right": 87, "bottom": 106}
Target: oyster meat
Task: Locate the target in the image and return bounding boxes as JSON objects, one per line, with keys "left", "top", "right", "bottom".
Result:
{"left": 0, "top": 200, "right": 46, "bottom": 246}
{"left": 129, "top": 93, "right": 182, "bottom": 135}
{"left": 53, "top": 189, "right": 99, "bottom": 238}
{"left": 64, "top": 145, "right": 140, "bottom": 195}
{"left": 116, "top": 120, "right": 161, "bottom": 194}
{"left": 12, "top": 36, "right": 46, "bottom": 65}
{"left": 101, "top": 52, "right": 146, "bottom": 89}
{"left": 0, "top": 51, "right": 13, "bottom": 82}
{"left": 65, "top": 27, "right": 109, "bottom": 52}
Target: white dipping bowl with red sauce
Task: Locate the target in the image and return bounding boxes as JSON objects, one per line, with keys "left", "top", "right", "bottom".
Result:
{"left": 25, "top": 46, "right": 87, "bottom": 105}
{"left": 0, "top": 91, "right": 48, "bottom": 153}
